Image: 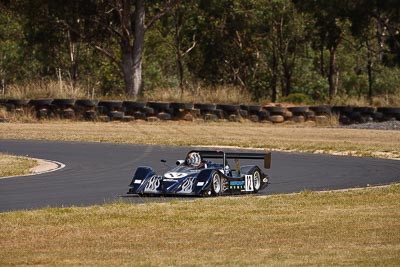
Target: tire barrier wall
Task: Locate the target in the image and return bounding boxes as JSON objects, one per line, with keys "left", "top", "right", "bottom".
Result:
{"left": 1, "top": 98, "right": 400, "bottom": 124}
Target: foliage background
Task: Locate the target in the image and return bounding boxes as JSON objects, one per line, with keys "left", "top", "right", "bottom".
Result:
{"left": 0, "top": 0, "right": 399, "bottom": 104}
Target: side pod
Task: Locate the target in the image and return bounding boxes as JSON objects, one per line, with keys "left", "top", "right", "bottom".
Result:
{"left": 129, "top": 167, "right": 155, "bottom": 186}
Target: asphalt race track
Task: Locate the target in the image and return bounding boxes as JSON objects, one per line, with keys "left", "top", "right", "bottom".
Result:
{"left": 1, "top": 139, "right": 400, "bottom": 212}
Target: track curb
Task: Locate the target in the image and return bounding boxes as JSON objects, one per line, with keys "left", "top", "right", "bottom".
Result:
{"left": 1, "top": 158, "right": 66, "bottom": 179}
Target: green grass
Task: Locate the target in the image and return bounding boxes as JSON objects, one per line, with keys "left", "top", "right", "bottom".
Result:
{"left": 1, "top": 186, "right": 399, "bottom": 266}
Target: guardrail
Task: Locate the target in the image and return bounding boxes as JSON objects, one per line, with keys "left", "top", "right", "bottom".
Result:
{"left": 1, "top": 98, "right": 400, "bottom": 124}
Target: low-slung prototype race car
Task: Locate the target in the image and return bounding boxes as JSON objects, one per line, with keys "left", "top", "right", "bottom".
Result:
{"left": 128, "top": 150, "right": 271, "bottom": 196}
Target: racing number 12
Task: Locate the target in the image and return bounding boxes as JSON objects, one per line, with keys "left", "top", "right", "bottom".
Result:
{"left": 245, "top": 175, "right": 254, "bottom": 192}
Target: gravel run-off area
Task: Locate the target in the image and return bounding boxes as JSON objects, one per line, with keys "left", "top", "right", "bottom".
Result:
{"left": 339, "top": 120, "right": 400, "bottom": 131}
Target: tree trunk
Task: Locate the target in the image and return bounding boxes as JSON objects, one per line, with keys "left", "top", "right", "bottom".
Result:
{"left": 175, "top": 8, "right": 184, "bottom": 96}
{"left": 67, "top": 29, "right": 79, "bottom": 88}
{"left": 283, "top": 67, "right": 291, "bottom": 97}
{"left": 131, "top": 0, "right": 146, "bottom": 97}
{"left": 328, "top": 46, "right": 337, "bottom": 101}
{"left": 319, "top": 43, "right": 325, "bottom": 77}
{"left": 121, "top": 52, "right": 135, "bottom": 97}
{"left": 366, "top": 40, "right": 373, "bottom": 103}
{"left": 271, "top": 48, "right": 278, "bottom": 102}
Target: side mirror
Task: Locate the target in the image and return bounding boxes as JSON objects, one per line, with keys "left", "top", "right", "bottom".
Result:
{"left": 176, "top": 160, "right": 185, "bottom": 165}
{"left": 161, "top": 159, "right": 167, "bottom": 163}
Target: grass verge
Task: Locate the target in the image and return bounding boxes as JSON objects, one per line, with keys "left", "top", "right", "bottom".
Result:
{"left": 0, "top": 153, "right": 37, "bottom": 178}
{"left": 0, "top": 185, "right": 399, "bottom": 266}
{"left": 0, "top": 121, "right": 399, "bottom": 158}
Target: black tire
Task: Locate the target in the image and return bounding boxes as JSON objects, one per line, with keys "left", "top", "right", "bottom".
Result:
{"left": 240, "top": 105, "right": 249, "bottom": 111}
{"left": 170, "top": 102, "right": 194, "bottom": 110}
{"left": 211, "top": 171, "right": 222, "bottom": 195}
{"left": 123, "top": 101, "right": 147, "bottom": 110}
{"left": 249, "top": 115, "right": 259, "bottom": 122}
{"left": 332, "top": 106, "right": 353, "bottom": 115}
{"left": 194, "top": 103, "right": 216, "bottom": 112}
{"left": 309, "top": 106, "right": 331, "bottom": 115}
{"left": 252, "top": 167, "right": 262, "bottom": 193}
{"left": 204, "top": 113, "right": 218, "bottom": 121}
{"left": 29, "top": 99, "right": 54, "bottom": 107}
{"left": 377, "top": 107, "right": 400, "bottom": 115}
{"left": 304, "top": 110, "right": 315, "bottom": 120}
{"left": 339, "top": 115, "right": 351, "bottom": 125}
{"left": 84, "top": 110, "right": 97, "bottom": 120}
{"left": 7, "top": 99, "right": 30, "bottom": 106}
{"left": 349, "top": 112, "right": 365, "bottom": 123}
{"left": 248, "top": 105, "right": 261, "bottom": 113}
{"left": 133, "top": 111, "right": 147, "bottom": 120}
{"left": 288, "top": 106, "right": 308, "bottom": 114}
{"left": 213, "top": 109, "right": 224, "bottom": 119}
{"left": 216, "top": 104, "right": 240, "bottom": 113}
{"left": 147, "top": 102, "right": 170, "bottom": 111}
{"left": 239, "top": 109, "right": 248, "bottom": 118}
{"left": 143, "top": 107, "right": 155, "bottom": 116}
{"left": 52, "top": 99, "right": 76, "bottom": 107}
{"left": 75, "top": 99, "right": 99, "bottom": 108}
{"left": 62, "top": 108, "right": 75, "bottom": 119}
{"left": 372, "top": 112, "right": 384, "bottom": 122}
{"left": 98, "top": 101, "right": 123, "bottom": 110}
{"left": 353, "top": 107, "right": 375, "bottom": 115}
{"left": 264, "top": 106, "right": 286, "bottom": 115}
{"left": 258, "top": 110, "right": 270, "bottom": 120}
{"left": 109, "top": 111, "right": 124, "bottom": 120}
{"left": 157, "top": 112, "right": 172, "bottom": 120}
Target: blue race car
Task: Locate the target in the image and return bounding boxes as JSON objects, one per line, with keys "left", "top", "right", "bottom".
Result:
{"left": 128, "top": 150, "right": 271, "bottom": 196}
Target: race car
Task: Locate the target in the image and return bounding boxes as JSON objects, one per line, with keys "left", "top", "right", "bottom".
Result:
{"left": 127, "top": 150, "right": 271, "bottom": 196}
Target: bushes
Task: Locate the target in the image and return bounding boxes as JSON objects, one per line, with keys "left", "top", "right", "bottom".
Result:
{"left": 280, "top": 93, "right": 313, "bottom": 105}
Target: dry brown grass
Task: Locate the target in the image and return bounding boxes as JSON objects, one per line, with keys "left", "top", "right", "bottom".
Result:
{"left": 0, "top": 153, "right": 37, "bottom": 177}
{"left": 0, "top": 185, "right": 399, "bottom": 266}
{"left": 144, "top": 85, "right": 254, "bottom": 104}
{"left": 1, "top": 121, "right": 399, "bottom": 158}
{"left": 3, "top": 80, "right": 91, "bottom": 99}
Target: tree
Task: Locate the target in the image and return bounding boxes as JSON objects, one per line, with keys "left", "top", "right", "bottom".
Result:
{"left": 294, "top": 0, "right": 347, "bottom": 101}
{"left": 53, "top": 0, "right": 180, "bottom": 97}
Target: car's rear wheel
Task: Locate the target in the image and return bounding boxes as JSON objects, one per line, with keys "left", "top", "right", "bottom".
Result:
{"left": 253, "top": 168, "right": 262, "bottom": 193}
{"left": 211, "top": 172, "right": 222, "bottom": 195}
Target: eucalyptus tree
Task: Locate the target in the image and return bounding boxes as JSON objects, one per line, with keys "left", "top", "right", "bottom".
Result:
{"left": 293, "top": 0, "right": 348, "bottom": 101}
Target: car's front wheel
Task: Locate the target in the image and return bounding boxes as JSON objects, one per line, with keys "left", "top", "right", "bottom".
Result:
{"left": 211, "top": 172, "right": 222, "bottom": 195}
{"left": 252, "top": 168, "right": 262, "bottom": 193}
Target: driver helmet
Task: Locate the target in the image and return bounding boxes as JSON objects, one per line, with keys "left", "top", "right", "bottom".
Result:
{"left": 186, "top": 152, "right": 202, "bottom": 167}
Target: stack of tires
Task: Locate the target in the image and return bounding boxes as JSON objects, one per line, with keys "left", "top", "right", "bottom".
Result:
{"left": 75, "top": 99, "right": 99, "bottom": 121}
{"left": 147, "top": 102, "right": 171, "bottom": 121}
{"left": 123, "top": 101, "right": 147, "bottom": 120}
{"left": 240, "top": 105, "right": 263, "bottom": 122}
{"left": 376, "top": 107, "right": 400, "bottom": 122}
{"left": 309, "top": 106, "right": 331, "bottom": 124}
{"left": 170, "top": 102, "right": 195, "bottom": 121}
{"left": 51, "top": 99, "right": 76, "bottom": 119}
{"left": 264, "top": 106, "right": 286, "bottom": 123}
{"left": 1, "top": 97, "right": 400, "bottom": 125}
{"left": 216, "top": 104, "right": 241, "bottom": 122}
{"left": 98, "top": 101, "right": 125, "bottom": 121}
{"left": 29, "top": 99, "right": 54, "bottom": 119}
{"left": 288, "top": 106, "right": 311, "bottom": 123}
{"left": 194, "top": 103, "right": 218, "bottom": 121}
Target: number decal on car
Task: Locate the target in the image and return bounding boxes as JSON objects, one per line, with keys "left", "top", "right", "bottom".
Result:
{"left": 244, "top": 175, "right": 254, "bottom": 192}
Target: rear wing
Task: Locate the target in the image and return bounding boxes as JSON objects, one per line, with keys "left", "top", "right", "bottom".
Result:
{"left": 189, "top": 150, "right": 271, "bottom": 169}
